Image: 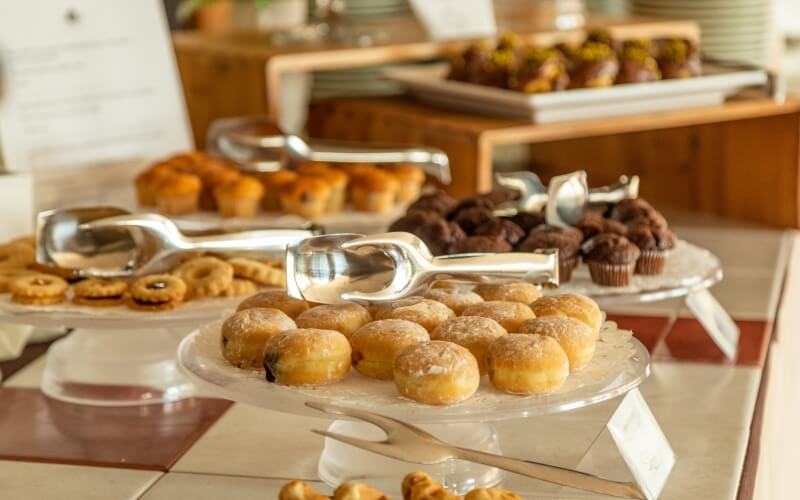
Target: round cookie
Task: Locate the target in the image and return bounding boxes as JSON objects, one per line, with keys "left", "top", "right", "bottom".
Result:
{"left": 9, "top": 273, "right": 68, "bottom": 305}
{"left": 530, "top": 294, "right": 603, "bottom": 338}
{"left": 228, "top": 257, "right": 286, "bottom": 287}
{"left": 221, "top": 308, "right": 296, "bottom": 368}
{"left": 375, "top": 297, "right": 456, "bottom": 332}
{"left": 487, "top": 334, "right": 569, "bottom": 395}
{"left": 221, "top": 279, "right": 258, "bottom": 297}
{"left": 423, "top": 288, "right": 484, "bottom": 315}
{"left": 73, "top": 278, "right": 129, "bottom": 307}
{"left": 127, "top": 274, "right": 187, "bottom": 311}
{"left": 173, "top": 256, "right": 234, "bottom": 298}
{"left": 461, "top": 301, "right": 536, "bottom": 332}
{"left": 0, "top": 269, "right": 35, "bottom": 294}
{"left": 350, "top": 319, "right": 430, "bottom": 380}
{"left": 295, "top": 303, "right": 372, "bottom": 338}
{"left": 431, "top": 316, "right": 507, "bottom": 375}
{"left": 263, "top": 328, "right": 351, "bottom": 385}
{"left": 394, "top": 340, "right": 480, "bottom": 405}
{"left": 519, "top": 316, "right": 595, "bottom": 371}
{"left": 473, "top": 281, "right": 542, "bottom": 304}
{"left": 237, "top": 289, "right": 310, "bottom": 319}
{"left": 0, "top": 243, "right": 35, "bottom": 270}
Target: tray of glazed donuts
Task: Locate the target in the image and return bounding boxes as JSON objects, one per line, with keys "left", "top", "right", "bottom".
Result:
{"left": 383, "top": 30, "right": 767, "bottom": 122}
{"left": 389, "top": 188, "right": 722, "bottom": 300}
{"left": 178, "top": 281, "right": 650, "bottom": 422}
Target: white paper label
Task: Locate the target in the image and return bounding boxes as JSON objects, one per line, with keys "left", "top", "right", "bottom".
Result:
{"left": 686, "top": 288, "right": 739, "bottom": 360}
{"left": 0, "top": 0, "right": 193, "bottom": 172}
{"left": 408, "top": 0, "right": 497, "bottom": 40}
{"left": 607, "top": 389, "right": 675, "bottom": 500}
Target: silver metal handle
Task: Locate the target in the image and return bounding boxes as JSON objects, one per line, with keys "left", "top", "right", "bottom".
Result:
{"left": 587, "top": 175, "right": 640, "bottom": 205}
{"left": 187, "top": 229, "right": 317, "bottom": 254}
{"left": 430, "top": 251, "right": 559, "bottom": 286}
{"left": 455, "top": 448, "right": 646, "bottom": 500}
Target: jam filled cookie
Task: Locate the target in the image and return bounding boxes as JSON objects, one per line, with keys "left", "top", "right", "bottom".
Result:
{"left": 0, "top": 243, "right": 35, "bottom": 270}
{"left": 529, "top": 293, "right": 603, "bottom": 338}
{"left": 72, "top": 278, "right": 129, "bottom": 307}
{"left": 220, "top": 278, "right": 258, "bottom": 298}
{"left": 263, "top": 328, "right": 351, "bottom": 385}
{"left": 423, "top": 287, "right": 484, "bottom": 315}
{"left": 473, "top": 281, "right": 542, "bottom": 305}
{"left": 350, "top": 319, "right": 430, "bottom": 380}
{"left": 519, "top": 316, "right": 595, "bottom": 371}
{"left": 431, "top": 316, "right": 508, "bottom": 375}
{"left": 127, "top": 274, "right": 187, "bottom": 311}
{"left": 221, "top": 308, "right": 296, "bottom": 369}
{"left": 375, "top": 297, "right": 456, "bottom": 333}
{"left": 393, "top": 341, "right": 480, "bottom": 405}
{"left": 0, "top": 269, "right": 35, "bottom": 293}
{"left": 295, "top": 303, "right": 373, "bottom": 338}
{"left": 228, "top": 257, "right": 286, "bottom": 286}
{"left": 487, "top": 334, "right": 569, "bottom": 395}
{"left": 9, "top": 273, "right": 69, "bottom": 305}
{"left": 237, "top": 289, "right": 310, "bottom": 319}
{"left": 461, "top": 301, "right": 536, "bottom": 332}
{"left": 173, "top": 256, "right": 234, "bottom": 299}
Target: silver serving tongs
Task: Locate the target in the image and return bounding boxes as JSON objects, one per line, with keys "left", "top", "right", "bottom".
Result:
{"left": 307, "top": 402, "right": 647, "bottom": 500}
{"left": 495, "top": 171, "right": 639, "bottom": 226}
{"left": 286, "top": 231, "right": 559, "bottom": 304}
{"left": 35, "top": 207, "right": 322, "bottom": 278}
{"left": 206, "top": 116, "right": 452, "bottom": 183}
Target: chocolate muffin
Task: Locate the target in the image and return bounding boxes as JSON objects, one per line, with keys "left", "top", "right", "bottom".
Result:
{"left": 447, "top": 196, "right": 495, "bottom": 219}
{"left": 451, "top": 207, "right": 497, "bottom": 235}
{"left": 582, "top": 233, "right": 641, "bottom": 287}
{"left": 577, "top": 210, "right": 628, "bottom": 240}
{"left": 626, "top": 221, "right": 677, "bottom": 275}
{"left": 480, "top": 187, "right": 521, "bottom": 206}
{"left": 507, "top": 211, "right": 545, "bottom": 233}
{"left": 518, "top": 225, "right": 583, "bottom": 282}
{"left": 407, "top": 191, "right": 457, "bottom": 217}
{"left": 609, "top": 198, "right": 656, "bottom": 223}
{"left": 389, "top": 210, "right": 441, "bottom": 234}
{"left": 511, "top": 47, "right": 570, "bottom": 94}
{"left": 568, "top": 42, "right": 620, "bottom": 89}
{"left": 657, "top": 39, "right": 702, "bottom": 79}
{"left": 450, "top": 235, "right": 512, "bottom": 254}
{"left": 414, "top": 217, "right": 466, "bottom": 256}
{"left": 616, "top": 46, "right": 661, "bottom": 84}
{"left": 473, "top": 218, "right": 526, "bottom": 246}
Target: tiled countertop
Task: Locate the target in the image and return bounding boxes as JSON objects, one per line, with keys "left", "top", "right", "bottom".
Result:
{"left": 0, "top": 219, "right": 792, "bottom": 500}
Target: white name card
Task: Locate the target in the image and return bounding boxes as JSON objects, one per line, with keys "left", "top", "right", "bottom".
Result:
{"left": 686, "top": 288, "right": 739, "bottom": 360}
{"left": 0, "top": 0, "right": 193, "bottom": 172}
{"left": 408, "top": 0, "right": 497, "bottom": 40}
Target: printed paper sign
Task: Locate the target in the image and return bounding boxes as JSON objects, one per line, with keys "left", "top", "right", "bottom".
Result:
{"left": 408, "top": 0, "right": 497, "bottom": 40}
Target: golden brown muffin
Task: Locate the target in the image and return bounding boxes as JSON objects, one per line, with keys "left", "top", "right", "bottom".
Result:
{"left": 154, "top": 172, "right": 202, "bottom": 215}
{"left": 213, "top": 175, "right": 265, "bottom": 218}
{"left": 375, "top": 297, "right": 456, "bottom": 333}
{"left": 279, "top": 177, "right": 332, "bottom": 219}
{"left": 519, "top": 316, "right": 595, "bottom": 371}
{"left": 221, "top": 308, "right": 297, "bottom": 368}
{"left": 487, "top": 334, "right": 569, "bottom": 395}
{"left": 394, "top": 341, "right": 480, "bottom": 405}
{"left": 350, "top": 169, "right": 399, "bottom": 213}
{"left": 461, "top": 301, "right": 536, "bottom": 332}
{"left": 135, "top": 163, "right": 175, "bottom": 206}
{"left": 529, "top": 293, "right": 603, "bottom": 339}
{"left": 237, "top": 289, "right": 310, "bottom": 319}
{"left": 431, "top": 316, "right": 508, "bottom": 375}
{"left": 297, "top": 163, "right": 349, "bottom": 212}
{"left": 295, "top": 303, "right": 372, "bottom": 338}
{"left": 423, "top": 287, "right": 484, "bottom": 315}
{"left": 473, "top": 281, "right": 542, "bottom": 304}
{"left": 258, "top": 170, "right": 299, "bottom": 211}
{"left": 197, "top": 164, "right": 241, "bottom": 211}
{"left": 392, "top": 164, "right": 426, "bottom": 203}
{"left": 350, "top": 319, "right": 430, "bottom": 380}
{"left": 263, "top": 328, "right": 351, "bottom": 385}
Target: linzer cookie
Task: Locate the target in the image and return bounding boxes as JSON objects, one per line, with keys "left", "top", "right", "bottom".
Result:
{"left": 127, "top": 274, "right": 187, "bottom": 311}
{"left": 172, "top": 256, "right": 233, "bottom": 299}
{"left": 0, "top": 269, "right": 35, "bottom": 293}
{"left": 228, "top": 257, "right": 285, "bottom": 287}
{"left": 10, "top": 273, "right": 69, "bottom": 305}
{"left": 220, "top": 278, "right": 258, "bottom": 298}
{"left": 0, "top": 242, "right": 35, "bottom": 270}
{"left": 73, "top": 278, "right": 129, "bottom": 307}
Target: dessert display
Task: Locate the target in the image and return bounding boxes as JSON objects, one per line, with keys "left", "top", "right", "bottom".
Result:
{"left": 447, "top": 30, "right": 702, "bottom": 94}
{"left": 134, "top": 151, "right": 426, "bottom": 219}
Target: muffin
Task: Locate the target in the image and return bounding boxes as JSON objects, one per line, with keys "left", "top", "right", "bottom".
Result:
{"left": 507, "top": 211, "right": 545, "bottom": 233}
{"left": 512, "top": 47, "right": 570, "bottom": 93}
{"left": 567, "top": 42, "right": 619, "bottom": 89}
{"left": 610, "top": 198, "right": 667, "bottom": 227}
{"left": 450, "top": 235, "right": 512, "bottom": 254}
{"left": 135, "top": 163, "right": 174, "bottom": 206}
{"left": 154, "top": 172, "right": 202, "bottom": 215}
{"left": 392, "top": 164, "right": 426, "bottom": 203}
{"left": 518, "top": 225, "right": 583, "bottom": 282}
{"left": 350, "top": 169, "right": 399, "bottom": 213}
{"left": 582, "top": 233, "right": 641, "bottom": 287}
{"left": 213, "top": 175, "right": 264, "bottom": 218}
{"left": 407, "top": 190, "right": 457, "bottom": 217}
{"left": 473, "top": 218, "right": 526, "bottom": 246}
{"left": 280, "top": 177, "right": 332, "bottom": 219}
{"left": 197, "top": 163, "right": 241, "bottom": 211}
{"left": 297, "top": 163, "right": 348, "bottom": 213}
{"left": 626, "top": 221, "right": 677, "bottom": 275}
{"left": 259, "top": 170, "right": 299, "bottom": 211}
{"left": 409, "top": 216, "right": 467, "bottom": 256}
{"left": 576, "top": 210, "right": 628, "bottom": 240}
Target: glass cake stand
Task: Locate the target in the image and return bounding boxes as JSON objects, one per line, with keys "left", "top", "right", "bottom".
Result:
{"left": 0, "top": 296, "right": 240, "bottom": 407}
{"left": 178, "top": 321, "right": 673, "bottom": 497}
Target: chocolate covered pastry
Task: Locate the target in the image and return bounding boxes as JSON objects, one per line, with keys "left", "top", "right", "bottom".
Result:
{"left": 512, "top": 47, "right": 570, "bottom": 93}
{"left": 616, "top": 46, "right": 661, "bottom": 84}
{"left": 657, "top": 39, "right": 702, "bottom": 79}
{"left": 473, "top": 49, "right": 518, "bottom": 88}
{"left": 568, "top": 42, "right": 620, "bottom": 89}
{"left": 447, "top": 40, "right": 495, "bottom": 82}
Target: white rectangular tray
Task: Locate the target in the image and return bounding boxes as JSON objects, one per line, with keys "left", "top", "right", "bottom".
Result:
{"left": 383, "top": 63, "right": 768, "bottom": 123}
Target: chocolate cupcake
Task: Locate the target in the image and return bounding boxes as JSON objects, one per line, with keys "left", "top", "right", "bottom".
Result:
{"left": 473, "top": 218, "right": 526, "bottom": 246}
{"left": 577, "top": 210, "right": 628, "bottom": 240}
{"left": 518, "top": 225, "right": 583, "bottom": 282}
{"left": 512, "top": 47, "right": 570, "bottom": 93}
{"left": 609, "top": 198, "right": 656, "bottom": 223}
{"left": 616, "top": 46, "right": 661, "bottom": 84}
{"left": 413, "top": 217, "right": 466, "bottom": 256}
{"left": 480, "top": 186, "right": 521, "bottom": 206}
{"left": 450, "top": 235, "right": 512, "bottom": 254}
{"left": 407, "top": 191, "right": 457, "bottom": 217}
{"left": 451, "top": 207, "right": 497, "bottom": 235}
{"left": 657, "top": 39, "right": 702, "bottom": 79}
{"left": 447, "top": 196, "right": 495, "bottom": 219}
{"left": 582, "top": 233, "right": 641, "bottom": 287}
{"left": 507, "top": 211, "right": 545, "bottom": 233}
{"left": 626, "top": 221, "right": 677, "bottom": 275}
{"left": 389, "top": 210, "right": 441, "bottom": 234}
{"left": 568, "top": 42, "right": 620, "bottom": 89}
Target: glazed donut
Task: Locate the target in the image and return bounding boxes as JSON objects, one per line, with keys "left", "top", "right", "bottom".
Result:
{"left": 221, "top": 308, "right": 296, "bottom": 368}
{"left": 519, "top": 316, "right": 595, "bottom": 371}
{"left": 487, "top": 334, "right": 569, "bottom": 395}
{"left": 529, "top": 293, "right": 603, "bottom": 338}
{"left": 460, "top": 301, "right": 535, "bottom": 332}
{"left": 393, "top": 341, "right": 480, "bottom": 405}
{"left": 263, "top": 328, "right": 351, "bottom": 385}
{"left": 423, "top": 288, "right": 483, "bottom": 315}
{"left": 237, "top": 289, "right": 310, "bottom": 319}
{"left": 295, "top": 303, "right": 372, "bottom": 338}
{"left": 350, "top": 319, "right": 430, "bottom": 380}
{"left": 473, "top": 281, "right": 542, "bottom": 304}
{"left": 375, "top": 297, "right": 456, "bottom": 333}
{"left": 431, "top": 316, "right": 507, "bottom": 375}
{"left": 172, "top": 256, "right": 234, "bottom": 298}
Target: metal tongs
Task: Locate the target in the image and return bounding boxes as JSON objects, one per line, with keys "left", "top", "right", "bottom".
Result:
{"left": 495, "top": 171, "right": 639, "bottom": 226}
{"left": 286, "top": 232, "right": 558, "bottom": 304}
{"left": 206, "top": 116, "right": 452, "bottom": 183}
{"left": 35, "top": 207, "right": 322, "bottom": 278}
{"left": 308, "top": 402, "right": 647, "bottom": 500}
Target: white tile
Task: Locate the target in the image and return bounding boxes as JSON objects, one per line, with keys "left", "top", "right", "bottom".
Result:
{"left": 0, "top": 461, "right": 160, "bottom": 500}
{"left": 141, "top": 473, "right": 329, "bottom": 500}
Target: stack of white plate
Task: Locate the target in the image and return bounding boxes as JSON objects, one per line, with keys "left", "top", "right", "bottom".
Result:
{"left": 629, "top": 0, "right": 773, "bottom": 66}
{"left": 312, "top": 64, "right": 409, "bottom": 99}
{"left": 306, "top": 0, "right": 409, "bottom": 19}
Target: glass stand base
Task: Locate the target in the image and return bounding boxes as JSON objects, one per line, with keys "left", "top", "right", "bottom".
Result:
{"left": 318, "top": 420, "right": 504, "bottom": 495}
{"left": 41, "top": 328, "right": 194, "bottom": 406}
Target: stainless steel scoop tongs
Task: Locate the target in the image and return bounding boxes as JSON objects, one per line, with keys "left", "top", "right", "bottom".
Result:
{"left": 286, "top": 232, "right": 559, "bottom": 304}
{"left": 36, "top": 207, "right": 322, "bottom": 278}
{"left": 307, "top": 402, "right": 647, "bottom": 500}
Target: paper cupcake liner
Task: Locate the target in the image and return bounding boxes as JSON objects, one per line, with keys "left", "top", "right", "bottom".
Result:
{"left": 559, "top": 256, "right": 579, "bottom": 283}
{"left": 635, "top": 249, "right": 668, "bottom": 275}
{"left": 588, "top": 262, "right": 636, "bottom": 287}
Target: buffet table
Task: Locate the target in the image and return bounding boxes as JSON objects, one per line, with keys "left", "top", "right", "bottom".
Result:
{"left": 0, "top": 216, "right": 789, "bottom": 500}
